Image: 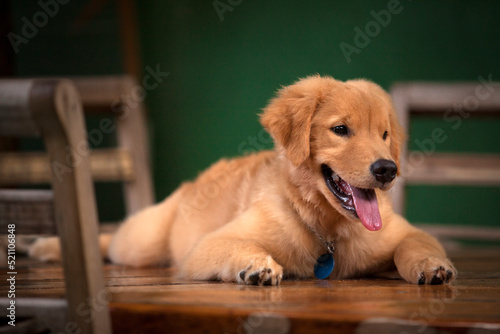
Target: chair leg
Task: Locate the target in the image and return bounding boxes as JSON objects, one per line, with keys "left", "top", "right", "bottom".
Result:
{"left": 31, "top": 80, "right": 112, "bottom": 334}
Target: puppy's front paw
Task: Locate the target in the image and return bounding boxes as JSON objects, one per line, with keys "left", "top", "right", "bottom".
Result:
{"left": 413, "top": 256, "right": 457, "bottom": 285}
{"left": 237, "top": 256, "right": 283, "bottom": 286}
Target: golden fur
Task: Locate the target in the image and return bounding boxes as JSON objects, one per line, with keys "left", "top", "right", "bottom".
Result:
{"left": 30, "top": 75, "right": 456, "bottom": 285}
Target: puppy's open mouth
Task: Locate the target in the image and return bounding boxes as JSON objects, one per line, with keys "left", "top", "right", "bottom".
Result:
{"left": 321, "top": 164, "right": 382, "bottom": 231}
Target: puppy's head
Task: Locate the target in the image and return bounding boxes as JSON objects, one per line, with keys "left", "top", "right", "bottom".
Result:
{"left": 261, "top": 75, "right": 404, "bottom": 231}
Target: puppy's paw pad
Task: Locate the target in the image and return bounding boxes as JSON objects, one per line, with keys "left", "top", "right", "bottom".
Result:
{"left": 415, "top": 257, "right": 457, "bottom": 285}
{"left": 239, "top": 267, "right": 282, "bottom": 286}
{"left": 237, "top": 257, "right": 283, "bottom": 286}
{"left": 418, "top": 272, "right": 426, "bottom": 285}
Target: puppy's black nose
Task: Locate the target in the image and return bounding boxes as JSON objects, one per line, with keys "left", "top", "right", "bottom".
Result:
{"left": 370, "top": 159, "right": 397, "bottom": 184}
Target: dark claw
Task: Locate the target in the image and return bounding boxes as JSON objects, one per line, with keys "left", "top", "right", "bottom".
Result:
{"left": 446, "top": 270, "right": 453, "bottom": 282}
{"left": 248, "top": 272, "right": 260, "bottom": 284}
{"left": 418, "top": 273, "right": 426, "bottom": 285}
{"left": 266, "top": 268, "right": 272, "bottom": 274}
{"left": 239, "top": 270, "right": 246, "bottom": 281}
{"left": 430, "top": 275, "right": 443, "bottom": 285}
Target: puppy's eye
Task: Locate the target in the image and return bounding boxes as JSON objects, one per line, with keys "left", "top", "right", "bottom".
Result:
{"left": 383, "top": 131, "right": 388, "bottom": 140}
{"left": 331, "top": 125, "right": 349, "bottom": 136}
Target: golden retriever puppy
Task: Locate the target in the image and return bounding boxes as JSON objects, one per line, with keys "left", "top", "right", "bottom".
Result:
{"left": 30, "top": 75, "right": 456, "bottom": 285}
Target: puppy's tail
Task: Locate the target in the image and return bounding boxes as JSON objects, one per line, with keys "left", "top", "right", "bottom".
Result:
{"left": 29, "top": 186, "right": 185, "bottom": 265}
{"left": 99, "top": 233, "right": 114, "bottom": 259}
{"left": 28, "top": 232, "right": 114, "bottom": 263}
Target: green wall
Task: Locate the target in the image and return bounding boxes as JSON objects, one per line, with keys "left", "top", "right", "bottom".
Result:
{"left": 9, "top": 0, "right": 500, "bottom": 228}
{"left": 137, "top": 0, "right": 500, "bottom": 228}
{"left": 10, "top": 0, "right": 125, "bottom": 221}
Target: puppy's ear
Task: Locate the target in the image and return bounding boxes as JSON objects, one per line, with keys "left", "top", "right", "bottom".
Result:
{"left": 388, "top": 106, "right": 405, "bottom": 174}
{"left": 260, "top": 78, "right": 322, "bottom": 166}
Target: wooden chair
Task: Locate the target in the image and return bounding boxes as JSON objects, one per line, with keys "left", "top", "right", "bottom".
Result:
{"left": 0, "top": 76, "right": 154, "bottom": 333}
{"left": 0, "top": 76, "right": 154, "bottom": 215}
{"left": 0, "top": 79, "right": 112, "bottom": 333}
{"left": 390, "top": 81, "right": 500, "bottom": 241}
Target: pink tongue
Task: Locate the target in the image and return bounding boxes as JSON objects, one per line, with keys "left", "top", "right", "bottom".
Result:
{"left": 348, "top": 186, "right": 382, "bottom": 231}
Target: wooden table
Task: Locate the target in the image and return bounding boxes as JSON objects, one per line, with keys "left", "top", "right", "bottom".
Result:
{"left": 4, "top": 247, "right": 500, "bottom": 333}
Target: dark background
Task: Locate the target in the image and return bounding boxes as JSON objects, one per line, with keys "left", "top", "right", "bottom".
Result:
{"left": 4, "top": 0, "right": 500, "bottom": 228}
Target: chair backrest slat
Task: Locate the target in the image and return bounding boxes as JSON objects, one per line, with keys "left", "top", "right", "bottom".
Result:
{"left": 0, "top": 189, "right": 56, "bottom": 234}
{"left": 0, "top": 148, "right": 135, "bottom": 185}
{"left": 73, "top": 76, "right": 135, "bottom": 112}
{"left": 406, "top": 153, "right": 500, "bottom": 186}
{"left": 0, "top": 80, "right": 40, "bottom": 136}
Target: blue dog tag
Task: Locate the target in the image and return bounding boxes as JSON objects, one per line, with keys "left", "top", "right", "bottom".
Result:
{"left": 314, "top": 253, "right": 334, "bottom": 279}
